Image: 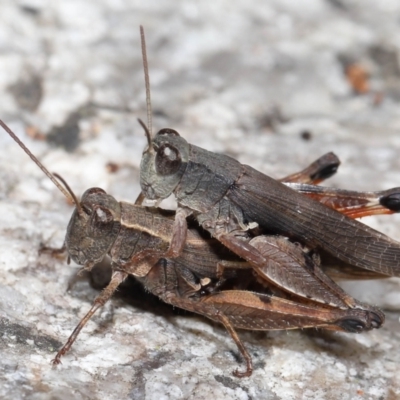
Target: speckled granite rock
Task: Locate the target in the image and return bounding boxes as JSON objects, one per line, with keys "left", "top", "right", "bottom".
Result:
{"left": 1, "top": 1, "right": 400, "bottom": 399}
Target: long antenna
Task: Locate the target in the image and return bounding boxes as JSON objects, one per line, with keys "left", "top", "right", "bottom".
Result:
{"left": 0, "top": 120, "right": 76, "bottom": 205}
{"left": 53, "top": 173, "right": 83, "bottom": 216}
{"left": 137, "top": 118, "right": 152, "bottom": 148}
{"left": 140, "top": 25, "right": 153, "bottom": 142}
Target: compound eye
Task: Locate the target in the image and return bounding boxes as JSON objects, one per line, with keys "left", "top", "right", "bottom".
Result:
{"left": 85, "top": 188, "right": 106, "bottom": 196}
{"left": 90, "top": 205, "right": 114, "bottom": 237}
{"left": 156, "top": 128, "right": 180, "bottom": 137}
{"left": 81, "top": 187, "right": 107, "bottom": 214}
{"left": 82, "top": 187, "right": 106, "bottom": 202}
{"left": 155, "top": 143, "right": 182, "bottom": 176}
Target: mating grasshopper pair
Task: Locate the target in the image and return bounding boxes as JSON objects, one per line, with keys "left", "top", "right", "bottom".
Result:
{"left": 3, "top": 26, "right": 400, "bottom": 377}
{"left": 1, "top": 120, "right": 398, "bottom": 377}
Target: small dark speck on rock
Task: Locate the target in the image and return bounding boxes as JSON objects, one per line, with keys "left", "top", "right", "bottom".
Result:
{"left": 106, "top": 162, "right": 120, "bottom": 173}
{"left": 300, "top": 130, "right": 312, "bottom": 141}
{"left": 47, "top": 112, "right": 81, "bottom": 151}
{"left": 257, "top": 106, "right": 289, "bottom": 131}
{"left": 0, "top": 317, "right": 62, "bottom": 351}
{"left": 214, "top": 374, "right": 242, "bottom": 390}
{"left": 128, "top": 349, "right": 175, "bottom": 398}
{"left": 9, "top": 74, "right": 43, "bottom": 112}
{"left": 369, "top": 45, "right": 400, "bottom": 78}
{"left": 326, "top": 0, "right": 347, "bottom": 10}
{"left": 20, "top": 5, "right": 41, "bottom": 16}
{"left": 153, "top": 109, "right": 168, "bottom": 118}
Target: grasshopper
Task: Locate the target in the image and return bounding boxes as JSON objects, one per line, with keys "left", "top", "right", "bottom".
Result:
{"left": 0, "top": 120, "right": 389, "bottom": 377}
{"left": 138, "top": 26, "right": 400, "bottom": 288}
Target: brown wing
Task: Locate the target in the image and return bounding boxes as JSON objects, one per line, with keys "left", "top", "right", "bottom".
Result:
{"left": 229, "top": 165, "right": 400, "bottom": 276}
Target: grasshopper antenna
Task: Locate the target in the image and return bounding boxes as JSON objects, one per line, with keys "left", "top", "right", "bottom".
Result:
{"left": 137, "top": 118, "right": 152, "bottom": 148}
{"left": 52, "top": 173, "right": 83, "bottom": 216}
{"left": 139, "top": 25, "right": 153, "bottom": 150}
{"left": 0, "top": 120, "right": 83, "bottom": 216}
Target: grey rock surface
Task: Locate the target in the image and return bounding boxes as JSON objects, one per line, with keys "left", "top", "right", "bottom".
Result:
{"left": 1, "top": 1, "right": 400, "bottom": 399}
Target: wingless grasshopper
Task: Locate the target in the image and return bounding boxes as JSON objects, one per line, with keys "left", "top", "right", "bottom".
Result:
{"left": 2, "top": 120, "right": 398, "bottom": 377}
{"left": 138, "top": 27, "right": 400, "bottom": 295}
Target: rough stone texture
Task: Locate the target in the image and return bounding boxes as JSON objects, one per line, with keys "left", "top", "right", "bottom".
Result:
{"left": 1, "top": 1, "right": 400, "bottom": 399}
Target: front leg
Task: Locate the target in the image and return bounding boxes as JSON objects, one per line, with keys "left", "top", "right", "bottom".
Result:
{"left": 39, "top": 243, "right": 67, "bottom": 259}
{"left": 134, "top": 196, "right": 191, "bottom": 260}
{"left": 134, "top": 191, "right": 146, "bottom": 205}
{"left": 52, "top": 270, "right": 128, "bottom": 364}
{"left": 164, "top": 207, "right": 191, "bottom": 258}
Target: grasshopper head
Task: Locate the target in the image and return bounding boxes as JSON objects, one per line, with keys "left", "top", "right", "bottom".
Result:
{"left": 140, "top": 128, "right": 189, "bottom": 200}
{"left": 0, "top": 121, "right": 121, "bottom": 271}
{"left": 138, "top": 27, "right": 190, "bottom": 202}
{"left": 65, "top": 188, "right": 121, "bottom": 268}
